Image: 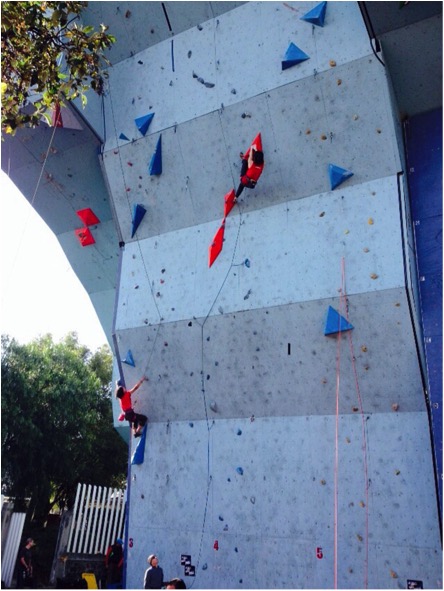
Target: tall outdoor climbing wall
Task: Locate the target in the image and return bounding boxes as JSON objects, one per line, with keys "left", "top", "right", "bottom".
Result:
{"left": 86, "top": 1, "right": 442, "bottom": 588}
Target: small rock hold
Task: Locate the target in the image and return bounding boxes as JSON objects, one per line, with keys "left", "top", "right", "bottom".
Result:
{"left": 320, "top": 134, "right": 327, "bottom": 140}
{"left": 356, "top": 534, "right": 363, "bottom": 542}
{"left": 370, "top": 273, "right": 379, "bottom": 280}
{"left": 368, "top": 217, "right": 374, "bottom": 225}
{"left": 390, "top": 570, "right": 398, "bottom": 579}
{"left": 337, "top": 79, "right": 342, "bottom": 85}
{"left": 305, "top": 129, "right": 311, "bottom": 135}
{"left": 188, "top": 50, "right": 192, "bottom": 58}
{"left": 320, "top": 479, "right": 326, "bottom": 485}
{"left": 361, "top": 345, "right": 367, "bottom": 352}
{"left": 210, "top": 402, "right": 218, "bottom": 412}
{"left": 392, "top": 403, "right": 399, "bottom": 412}
{"left": 319, "top": 211, "right": 325, "bottom": 217}
{"left": 329, "top": 59, "right": 337, "bottom": 67}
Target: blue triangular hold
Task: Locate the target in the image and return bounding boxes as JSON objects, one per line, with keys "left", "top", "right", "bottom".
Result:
{"left": 122, "top": 350, "right": 135, "bottom": 367}
{"left": 131, "top": 204, "right": 147, "bottom": 238}
{"left": 329, "top": 164, "right": 354, "bottom": 190}
{"left": 149, "top": 135, "right": 162, "bottom": 175}
{"left": 324, "top": 306, "right": 354, "bottom": 335}
{"left": 301, "top": 1, "right": 327, "bottom": 27}
{"left": 135, "top": 113, "right": 154, "bottom": 136}
{"left": 282, "top": 42, "right": 310, "bottom": 70}
{"left": 119, "top": 132, "right": 130, "bottom": 141}
{"left": 131, "top": 424, "right": 147, "bottom": 465}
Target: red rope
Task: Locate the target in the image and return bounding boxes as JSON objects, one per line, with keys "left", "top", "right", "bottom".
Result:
{"left": 334, "top": 258, "right": 369, "bottom": 589}
{"left": 345, "top": 307, "right": 370, "bottom": 588}
{"left": 333, "top": 258, "right": 348, "bottom": 588}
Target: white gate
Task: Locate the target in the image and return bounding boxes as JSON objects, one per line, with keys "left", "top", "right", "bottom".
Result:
{"left": 66, "top": 483, "right": 126, "bottom": 554}
{"left": 1, "top": 510, "right": 26, "bottom": 587}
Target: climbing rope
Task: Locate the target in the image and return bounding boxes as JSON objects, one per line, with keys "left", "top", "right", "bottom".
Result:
{"left": 4, "top": 106, "right": 62, "bottom": 288}
{"left": 107, "top": 80, "right": 164, "bottom": 380}
{"left": 334, "top": 257, "right": 370, "bottom": 589}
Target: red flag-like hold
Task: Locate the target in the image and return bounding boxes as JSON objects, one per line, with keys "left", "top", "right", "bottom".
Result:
{"left": 52, "top": 103, "right": 63, "bottom": 127}
{"left": 224, "top": 189, "right": 236, "bottom": 218}
{"left": 208, "top": 221, "right": 225, "bottom": 267}
{"left": 75, "top": 227, "right": 96, "bottom": 246}
{"left": 76, "top": 208, "right": 100, "bottom": 226}
{"left": 243, "top": 132, "right": 262, "bottom": 160}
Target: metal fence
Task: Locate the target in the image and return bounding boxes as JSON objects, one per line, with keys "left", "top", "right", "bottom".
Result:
{"left": 66, "top": 483, "right": 126, "bottom": 555}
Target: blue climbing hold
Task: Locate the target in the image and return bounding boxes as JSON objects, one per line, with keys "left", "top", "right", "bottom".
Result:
{"left": 123, "top": 350, "right": 136, "bottom": 367}
{"left": 324, "top": 306, "right": 354, "bottom": 335}
{"left": 149, "top": 135, "right": 162, "bottom": 175}
{"left": 244, "top": 259, "right": 251, "bottom": 268}
{"left": 329, "top": 164, "right": 354, "bottom": 190}
{"left": 135, "top": 112, "right": 154, "bottom": 136}
{"left": 131, "top": 424, "right": 147, "bottom": 465}
{"left": 237, "top": 429, "right": 242, "bottom": 436}
{"left": 131, "top": 204, "right": 147, "bottom": 238}
{"left": 301, "top": 1, "right": 327, "bottom": 27}
{"left": 282, "top": 42, "right": 310, "bottom": 70}
{"left": 236, "top": 467, "right": 244, "bottom": 475}
{"left": 119, "top": 132, "right": 130, "bottom": 141}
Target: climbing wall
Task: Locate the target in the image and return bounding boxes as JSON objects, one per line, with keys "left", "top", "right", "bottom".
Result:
{"left": 90, "top": 1, "right": 441, "bottom": 588}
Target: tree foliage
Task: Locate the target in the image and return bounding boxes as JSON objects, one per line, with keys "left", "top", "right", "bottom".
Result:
{"left": 1, "top": 333, "right": 128, "bottom": 525}
{"left": 1, "top": 1, "right": 115, "bottom": 135}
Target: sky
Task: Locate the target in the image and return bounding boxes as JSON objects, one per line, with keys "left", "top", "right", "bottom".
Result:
{"left": 1, "top": 170, "right": 108, "bottom": 351}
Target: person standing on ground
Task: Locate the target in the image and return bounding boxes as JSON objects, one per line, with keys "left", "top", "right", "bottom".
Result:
{"left": 16, "top": 538, "right": 35, "bottom": 589}
{"left": 104, "top": 538, "right": 124, "bottom": 588}
{"left": 143, "top": 554, "right": 164, "bottom": 589}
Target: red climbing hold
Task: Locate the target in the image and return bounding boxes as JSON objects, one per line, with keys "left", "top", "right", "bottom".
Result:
{"left": 76, "top": 208, "right": 100, "bottom": 226}
{"left": 75, "top": 227, "right": 95, "bottom": 246}
{"left": 213, "top": 540, "right": 219, "bottom": 551}
{"left": 244, "top": 132, "right": 263, "bottom": 158}
{"left": 224, "top": 189, "right": 236, "bottom": 218}
{"left": 208, "top": 221, "right": 225, "bottom": 267}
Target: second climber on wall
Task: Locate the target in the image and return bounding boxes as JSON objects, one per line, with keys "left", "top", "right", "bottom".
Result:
{"left": 235, "top": 138, "right": 264, "bottom": 199}
{"left": 115, "top": 376, "right": 148, "bottom": 437}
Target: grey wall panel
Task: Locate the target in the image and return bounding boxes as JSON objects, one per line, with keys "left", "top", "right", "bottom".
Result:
{"left": 101, "top": 2, "right": 371, "bottom": 151}
{"left": 115, "top": 287, "right": 424, "bottom": 423}
{"left": 114, "top": 176, "right": 405, "bottom": 332}
{"left": 125, "top": 413, "right": 440, "bottom": 589}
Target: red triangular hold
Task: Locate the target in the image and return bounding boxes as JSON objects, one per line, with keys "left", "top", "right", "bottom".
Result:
{"left": 75, "top": 227, "right": 95, "bottom": 246}
{"left": 250, "top": 132, "right": 262, "bottom": 152}
{"left": 224, "top": 189, "right": 236, "bottom": 218}
{"left": 208, "top": 221, "right": 225, "bottom": 267}
{"left": 76, "top": 208, "right": 100, "bottom": 226}
{"left": 52, "top": 103, "right": 63, "bottom": 127}
{"left": 243, "top": 132, "right": 262, "bottom": 160}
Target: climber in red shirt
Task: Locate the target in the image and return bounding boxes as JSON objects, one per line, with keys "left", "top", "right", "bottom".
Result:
{"left": 235, "top": 143, "right": 264, "bottom": 199}
{"left": 115, "top": 376, "right": 148, "bottom": 437}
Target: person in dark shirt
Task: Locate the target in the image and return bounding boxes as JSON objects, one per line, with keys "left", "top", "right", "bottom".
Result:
{"left": 143, "top": 555, "right": 164, "bottom": 589}
{"left": 16, "top": 538, "right": 35, "bottom": 589}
